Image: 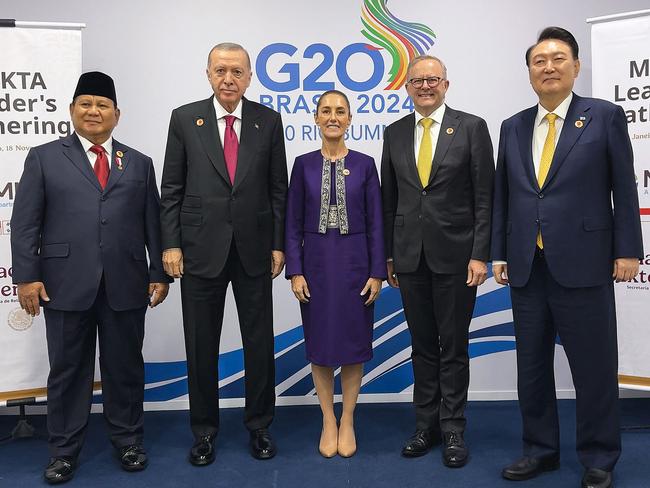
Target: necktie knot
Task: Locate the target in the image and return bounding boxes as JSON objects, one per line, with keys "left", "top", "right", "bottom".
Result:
{"left": 420, "top": 117, "right": 433, "bottom": 130}
{"left": 545, "top": 113, "right": 558, "bottom": 126}
{"left": 90, "top": 144, "right": 105, "bottom": 156}
{"left": 224, "top": 115, "right": 236, "bottom": 128}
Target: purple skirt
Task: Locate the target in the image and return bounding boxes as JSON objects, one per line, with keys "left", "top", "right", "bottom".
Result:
{"left": 300, "top": 229, "right": 374, "bottom": 367}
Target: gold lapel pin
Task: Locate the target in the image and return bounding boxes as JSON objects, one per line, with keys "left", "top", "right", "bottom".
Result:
{"left": 446, "top": 127, "right": 454, "bottom": 135}
{"left": 342, "top": 169, "right": 351, "bottom": 176}
{"left": 575, "top": 120, "right": 584, "bottom": 128}
{"left": 115, "top": 150, "right": 124, "bottom": 158}
{"left": 196, "top": 118, "right": 204, "bottom": 127}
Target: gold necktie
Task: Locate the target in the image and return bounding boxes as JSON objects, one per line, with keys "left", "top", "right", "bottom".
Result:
{"left": 536, "top": 112, "right": 558, "bottom": 249}
{"left": 417, "top": 117, "right": 434, "bottom": 187}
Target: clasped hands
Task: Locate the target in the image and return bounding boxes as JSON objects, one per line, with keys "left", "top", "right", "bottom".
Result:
{"left": 290, "top": 275, "right": 382, "bottom": 306}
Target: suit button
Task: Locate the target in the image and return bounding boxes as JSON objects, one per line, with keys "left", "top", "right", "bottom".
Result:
{"left": 418, "top": 214, "right": 422, "bottom": 220}
{"left": 101, "top": 218, "right": 107, "bottom": 224}
{"left": 535, "top": 219, "right": 540, "bottom": 224}
{"left": 538, "top": 193, "right": 544, "bottom": 199}
{"left": 230, "top": 196, "right": 236, "bottom": 201}
{"left": 421, "top": 190, "right": 427, "bottom": 196}
{"left": 100, "top": 195, "right": 106, "bottom": 201}
{"left": 99, "top": 242, "right": 103, "bottom": 248}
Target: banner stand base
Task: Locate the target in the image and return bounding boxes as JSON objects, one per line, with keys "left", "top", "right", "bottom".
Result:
{"left": 0, "top": 398, "right": 44, "bottom": 443}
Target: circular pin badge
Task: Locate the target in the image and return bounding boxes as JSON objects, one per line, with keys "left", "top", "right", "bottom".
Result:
{"left": 446, "top": 127, "right": 454, "bottom": 135}
{"left": 343, "top": 169, "right": 351, "bottom": 176}
{"left": 575, "top": 120, "right": 583, "bottom": 128}
{"left": 116, "top": 150, "right": 124, "bottom": 158}
{"left": 196, "top": 118, "right": 204, "bottom": 127}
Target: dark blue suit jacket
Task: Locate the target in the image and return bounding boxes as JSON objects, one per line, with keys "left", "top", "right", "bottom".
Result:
{"left": 491, "top": 94, "right": 643, "bottom": 288}
{"left": 11, "top": 133, "right": 169, "bottom": 311}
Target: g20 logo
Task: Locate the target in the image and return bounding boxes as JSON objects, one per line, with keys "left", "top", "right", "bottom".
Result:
{"left": 256, "top": 43, "right": 386, "bottom": 93}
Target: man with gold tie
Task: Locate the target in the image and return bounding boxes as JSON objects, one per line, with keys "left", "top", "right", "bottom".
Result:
{"left": 492, "top": 27, "right": 642, "bottom": 488}
{"left": 381, "top": 55, "right": 494, "bottom": 468}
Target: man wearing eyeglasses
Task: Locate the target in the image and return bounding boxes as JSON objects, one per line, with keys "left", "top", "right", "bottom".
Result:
{"left": 381, "top": 55, "right": 494, "bottom": 468}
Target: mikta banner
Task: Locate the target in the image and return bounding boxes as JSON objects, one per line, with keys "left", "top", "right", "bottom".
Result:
{"left": 590, "top": 9, "right": 650, "bottom": 389}
{"left": 0, "top": 24, "right": 82, "bottom": 403}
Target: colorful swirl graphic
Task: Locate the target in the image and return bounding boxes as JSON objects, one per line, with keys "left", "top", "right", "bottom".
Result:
{"left": 361, "top": 0, "right": 436, "bottom": 90}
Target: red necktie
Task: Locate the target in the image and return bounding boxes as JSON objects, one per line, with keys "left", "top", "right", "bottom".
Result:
{"left": 223, "top": 115, "right": 239, "bottom": 185}
{"left": 90, "top": 144, "right": 109, "bottom": 189}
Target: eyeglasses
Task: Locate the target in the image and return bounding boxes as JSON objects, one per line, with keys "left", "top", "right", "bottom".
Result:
{"left": 406, "top": 76, "right": 445, "bottom": 89}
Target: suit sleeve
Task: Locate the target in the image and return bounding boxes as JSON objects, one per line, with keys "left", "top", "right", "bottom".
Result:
{"left": 10, "top": 148, "right": 45, "bottom": 283}
{"left": 284, "top": 157, "right": 304, "bottom": 277}
{"left": 609, "top": 105, "right": 643, "bottom": 259}
{"left": 469, "top": 117, "right": 495, "bottom": 262}
{"left": 490, "top": 121, "right": 509, "bottom": 262}
{"left": 159, "top": 108, "right": 187, "bottom": 250}
{"left": 380, "top": 126, "right": 397, "bottom": 259}
{"left": 365, "top": 158, "right": 387, "bottom": 278}
{"left": 269, "top": 112, "right": 288, "bottom": 251}
{"left": 144, "top": 158, "right": 173, "bottom": 283}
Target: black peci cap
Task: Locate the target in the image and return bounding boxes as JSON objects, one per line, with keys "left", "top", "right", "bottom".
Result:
{"left": 72, "top": 71, "right": 117, "bottom": 106}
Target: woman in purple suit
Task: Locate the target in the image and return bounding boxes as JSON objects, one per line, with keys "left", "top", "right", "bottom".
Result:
{"left": 285, "top": 90, "right": 386, "bottom": 458}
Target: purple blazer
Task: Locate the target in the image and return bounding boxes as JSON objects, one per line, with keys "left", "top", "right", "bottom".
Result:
{"left": 285, "top": 149, "right": 386, "bottom": 278}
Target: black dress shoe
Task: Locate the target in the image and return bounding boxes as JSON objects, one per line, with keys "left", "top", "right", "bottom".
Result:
{"left": 189, "top": 435, "right": 216, "bottom": 466}
{"left": 442, "top": 431, "right": 468, "bottom": 468}
{"left": 44, "top": 457, "right": 75, "bottom": 484}
{"left": 250, "top": 428, "right": 276, "bottom": 460}
{"left": 119, "top": 444, "right": 148, "bottom": 472}
{"left": 502, "top": 455, "right": 560, "bottom": 481}
{"left": 401, "top": 429, "right": 437, "bottom": 458}
{"left": 582, "top": 468, "right": 613, "bottom": 488}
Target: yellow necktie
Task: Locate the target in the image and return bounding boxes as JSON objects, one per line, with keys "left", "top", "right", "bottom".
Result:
{"left": 417, "top": 117, "right": 434, "bottom": 187}
{"left": 536, "top": 112, "right": 558, "bottom": 249}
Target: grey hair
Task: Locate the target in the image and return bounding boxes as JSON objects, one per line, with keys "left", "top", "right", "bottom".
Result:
{"left": 207, "top": 42, "right": 251, "bottom": 69}
{"left": 406, "top": 55, "right": 448, "bottom": 80}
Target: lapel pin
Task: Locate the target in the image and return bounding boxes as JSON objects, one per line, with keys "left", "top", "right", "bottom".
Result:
{"left": 579, "top": 116, "right": 586, "bottom": 120}
{"left": 342, "top": 169, "right": 351, "bottom": 176}
{"left": 115, "top": 150, "right": 124, "bottom": 170}
{"left": 196, "top": 118, "right": 204, "bottom": 127}
{"left": 446, "top": 127, "right": 454, "bottom": 135}
{"left": 575, "top": 120, "right": 584, "bottom": 128}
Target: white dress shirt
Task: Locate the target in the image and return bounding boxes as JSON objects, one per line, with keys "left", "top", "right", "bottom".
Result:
{"left": 76, "top": 132, "right": 113, "bottom": 168}
{"left": 213, "top": 97, "right": 243, "bottom": 147}
{"left": 413, "top": 103, "right": 446, "bottom": 164}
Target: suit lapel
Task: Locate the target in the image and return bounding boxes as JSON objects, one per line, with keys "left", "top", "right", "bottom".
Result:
{"left": 234, "top": 98, "right": 261, "bottom": 189}
{"left": 104, "top": 139, "right": 130, "bottom": 193}
{"left": 428, "top": 108, "right": 460, "bottom": 186}
{"left": 397, "top": 114, "right": 421, "bottom": 188}
{"left": 62, "top": 134, "right": 103, "bottom": 192}
{"left": 196, "top": 97, "right": 231, "bottom": 186}
{"left": 515, "top": 106, "right": 539, "bottom": 190}
{"left": 542, "top": 94, "right": 591, "bottom": 189}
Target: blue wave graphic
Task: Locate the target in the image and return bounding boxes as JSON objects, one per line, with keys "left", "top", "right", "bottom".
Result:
{"left": 94, "top": 278, "right": 530, "bottom": 403}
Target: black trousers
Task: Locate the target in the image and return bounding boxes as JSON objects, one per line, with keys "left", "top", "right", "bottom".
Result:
{"left": 510, "top": 252, "right": 620, "bottom": 471}
{"left": 181, "top": 241, "right": 275, "bottom": 439}
{"left": 397, "top": 255, "right": 477, "bottom": 433}
{"left": 44, "top": 280, "right": 146, "bottom": 458}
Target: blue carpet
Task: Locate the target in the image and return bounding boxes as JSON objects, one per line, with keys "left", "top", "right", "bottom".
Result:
{"left": 0, "top": 399, "right": 648, "bottom": 487}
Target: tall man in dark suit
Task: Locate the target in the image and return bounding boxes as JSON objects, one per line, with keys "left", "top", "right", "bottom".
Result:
{"left": 11, "top": 72, "right": 170, "bottom": 484}
{"left": 160, "top": 42, "right": 287, "bottom": 465}
{"left": 492, "top": 27, "right": 642, "bottom": 488}
{"left": 381, "top": 55, "right": 494, "bottom": 468}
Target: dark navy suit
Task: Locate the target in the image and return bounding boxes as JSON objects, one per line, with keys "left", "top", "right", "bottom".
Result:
{"left": 11, "top": 133, "right": 169, "bottom": 458}
{"left": 491, "top": 94, "right": 643, "bottom": 470}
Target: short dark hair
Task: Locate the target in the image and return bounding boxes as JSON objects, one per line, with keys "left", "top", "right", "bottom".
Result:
{"left": 525, "top": 26, "right": 579, "bottom": 67}
{"left": 315, "top": 90, "right": 351, "bottom": 113}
